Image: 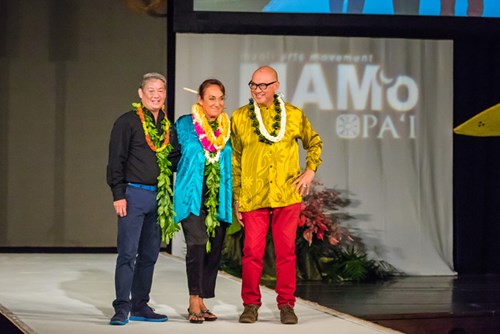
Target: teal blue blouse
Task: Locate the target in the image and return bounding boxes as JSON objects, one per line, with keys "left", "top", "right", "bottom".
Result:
{"left": 173, "top": 114, "right": 232, "bottom": 224}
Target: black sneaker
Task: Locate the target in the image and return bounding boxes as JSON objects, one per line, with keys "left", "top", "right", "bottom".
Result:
{"left": 130, "top": 305, "right": 168, "bottom": 322}
{"left": 109, "top": 309, "right": 129, "bottom": 325}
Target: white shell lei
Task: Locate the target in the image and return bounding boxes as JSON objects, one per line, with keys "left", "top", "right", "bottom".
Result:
{"left": 253, "top": 94, "right": 287, "bottom": 143}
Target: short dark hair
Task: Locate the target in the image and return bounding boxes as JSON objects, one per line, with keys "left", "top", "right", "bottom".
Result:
{"left": 198, "top": 78, "right": 225, "bottom": 98}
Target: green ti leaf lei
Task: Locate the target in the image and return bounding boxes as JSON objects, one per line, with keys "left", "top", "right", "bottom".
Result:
{"left": 204, "top": 120, "right": 221, "bottom": 252}
{"left": 248, "top": 94, "right": 283, "bottom": 145}
{"left": 132, "top": 103, "right": 178, "bottom": 244}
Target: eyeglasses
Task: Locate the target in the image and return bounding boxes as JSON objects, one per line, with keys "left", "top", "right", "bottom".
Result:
{"left": 248, "top": 81, "right": 277, "bottom": 91}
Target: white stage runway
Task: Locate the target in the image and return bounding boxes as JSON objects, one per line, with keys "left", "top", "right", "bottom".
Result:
{"left": 0, "top": 253, "right": 401, "bottom": 334}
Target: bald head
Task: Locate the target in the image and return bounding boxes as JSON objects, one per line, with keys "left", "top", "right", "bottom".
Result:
{"left": 253, "top": 66, "right": 279, "bottom": 81}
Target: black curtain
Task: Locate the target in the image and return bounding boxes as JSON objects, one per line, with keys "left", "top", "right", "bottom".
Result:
{"left": 453, "top": 38, "right": 500, "bottom": 274}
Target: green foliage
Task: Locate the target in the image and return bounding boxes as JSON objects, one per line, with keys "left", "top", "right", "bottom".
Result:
{"left": 220, "top": 229, "right": 243, "bottom": 277}
{"left": 204, "top": 156, "right": 221, "bottom": 252}
{"left": 220, "top": 183, "right": 398, "bottom": 283}
{"left": 318, "top": 248, "right": 395, "bottom": 282}
{"left": 156, "top": 147, "right": 178, "bottom": 244}
{"left": 133, "top": 103, "right": 178, "bottom": 243}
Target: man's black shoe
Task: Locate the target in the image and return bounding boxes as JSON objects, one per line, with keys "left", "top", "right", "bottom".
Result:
{"left": 109, "top": 309, "right": 129, "bottom": 325}
{"left": 130, "top": 305, "right": 168, "bottom": 322}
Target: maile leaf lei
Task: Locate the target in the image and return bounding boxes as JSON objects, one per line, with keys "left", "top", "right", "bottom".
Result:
{"left": 191, "top": 103, "right": 230, "bottom": 252}
{"left": 204, "top": 152, "right": 220, "bottom": 252}
{"left": 133, "top": 102, "right": 178, "bottom": 244}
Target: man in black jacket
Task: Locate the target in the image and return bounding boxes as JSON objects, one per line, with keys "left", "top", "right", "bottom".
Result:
{"left": 106, "top": 72, "right": 179, "bottom": 325}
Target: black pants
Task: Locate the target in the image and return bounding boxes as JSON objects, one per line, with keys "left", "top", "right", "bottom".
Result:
{"left": 181, "top": 211, "right": 228, "bottom": 298}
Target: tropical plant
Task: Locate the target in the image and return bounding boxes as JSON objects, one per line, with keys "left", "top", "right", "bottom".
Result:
{"left": 220, "top": 182, "right": 397, "bottom": 282}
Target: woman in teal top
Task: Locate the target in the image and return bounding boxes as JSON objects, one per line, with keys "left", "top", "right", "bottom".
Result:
{"left": 173, "top": 79, "right": 232, "bottom": 323}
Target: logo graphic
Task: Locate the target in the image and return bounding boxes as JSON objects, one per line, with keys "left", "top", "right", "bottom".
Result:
{"left": 336, "top": 114, "right": 360, "bottom": 138}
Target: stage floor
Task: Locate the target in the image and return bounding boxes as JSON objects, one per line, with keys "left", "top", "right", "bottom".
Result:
{"left": 293, "top": 273, "right": 500, "bottom": 333}
{"left": 0, "top": 253, "right": 398, "bottom": 334}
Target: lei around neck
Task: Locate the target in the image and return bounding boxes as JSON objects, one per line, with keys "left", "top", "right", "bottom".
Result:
{"left": 191, "top": 103, "right": 231, "bottom": 164}
{"left": 133, "top": 102, "right": 178, "bottom": 243}
{"left": 191, "top": 103, "right": 230, "bottom": 251}
{"left": 248, "top": 94, "right": 287, "bottom": 144}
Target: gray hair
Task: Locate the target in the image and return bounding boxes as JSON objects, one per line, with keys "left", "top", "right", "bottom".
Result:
{"left": 140, "top": 72, "right": 166, "bottom": 88}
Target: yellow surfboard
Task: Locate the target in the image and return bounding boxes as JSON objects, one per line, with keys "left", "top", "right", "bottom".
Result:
{"left": 454, "top": 103, "right": 500, "bottom": 137}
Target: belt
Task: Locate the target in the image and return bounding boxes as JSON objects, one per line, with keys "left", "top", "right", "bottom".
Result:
{"left": 128, "top": 183, "right": 157, "bottom": 192}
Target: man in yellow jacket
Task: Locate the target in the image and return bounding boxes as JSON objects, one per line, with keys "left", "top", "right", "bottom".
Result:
{"left": 231, "top": 65, "right": 323, "bottom": 325}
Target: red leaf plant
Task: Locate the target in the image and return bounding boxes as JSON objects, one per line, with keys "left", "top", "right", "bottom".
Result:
{"left": 299, "top": 182, "right": 353, "bottom": 247}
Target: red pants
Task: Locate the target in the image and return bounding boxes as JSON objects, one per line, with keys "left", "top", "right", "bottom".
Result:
{"left": 241, "top": 203, "right": 301, "bottom": 308}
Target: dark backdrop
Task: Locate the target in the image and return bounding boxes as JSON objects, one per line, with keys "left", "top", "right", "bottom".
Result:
{"left": 453, "top": 39, "right": 500, "bottom": 274}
